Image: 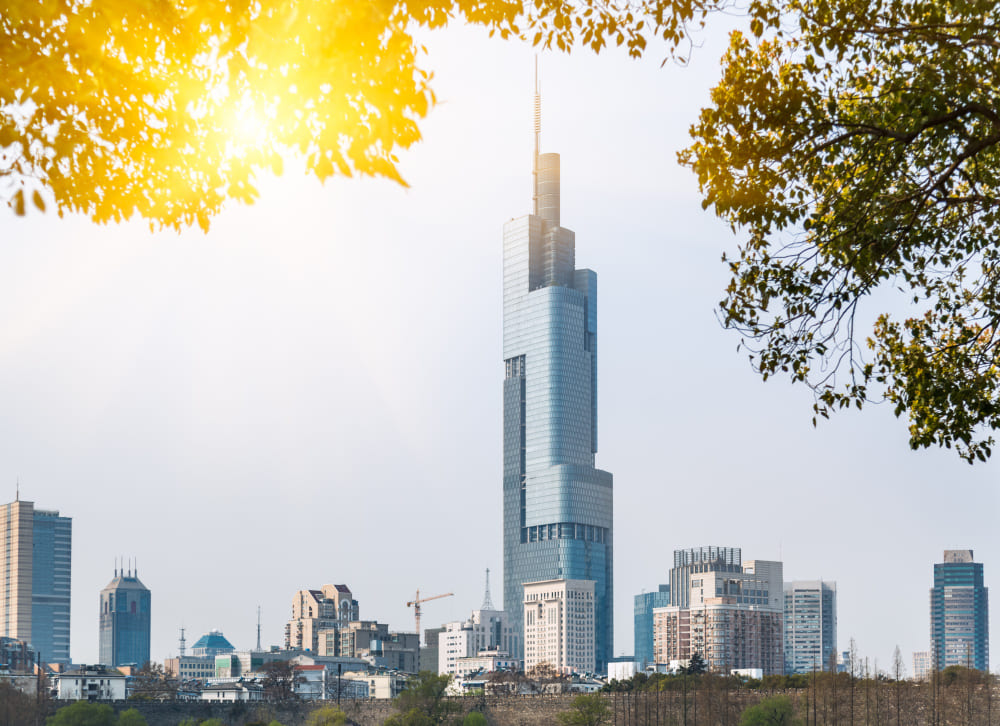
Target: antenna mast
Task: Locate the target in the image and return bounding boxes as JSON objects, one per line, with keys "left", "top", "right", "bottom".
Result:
{"left": 532, "top": 55, "right": 541, "bottom": 215}
{"left": 256, "top": 606, "right": 262, "bottom": 651}
{"left": 481, "top": 568, "right": 495, "bottom": 610}
{"left": 179, "top": 627, "right": 186, "bottom": 657}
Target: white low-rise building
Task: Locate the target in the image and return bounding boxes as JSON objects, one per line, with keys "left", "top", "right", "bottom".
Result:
{"left": 199, "top": 682, "right": 264, "bottom": 702}
{"left": 341, "top": 671, "right": 407, "bottom": 699}
{"left": 56, "top": 667, "right": 126, "bottom": 701}
{"left": 438, "top": 609, "right": 515, "bottom": 675}
{"left": 453, "top": 650, "right": 521, "bottom": 678}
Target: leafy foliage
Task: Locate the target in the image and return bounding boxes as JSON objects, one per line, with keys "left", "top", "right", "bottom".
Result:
{"left": 681, "top": 0, "right": 1000, "bottom": 461}
{"left": 461, "top": 712, "right": 488, "bottom": 726}
{"left": 739, "top": 695, "right": 800, "bottom": 726}
{"left": 304, "top": 706, "right": 348, "bottom": 726}
{"left": 389, "top": 671, "right": 460, "bottom": 725}
{"left": 557, "top": 693, "right": 611, "bottom": 726}
{"left": 0, "top": 0, "right": 716, "bottom": 231}
{"left": 683, "top": 652, "right": 707, "bottom": 675}
{"left": 47, "top": 703, "right": 117, "bottom": 726}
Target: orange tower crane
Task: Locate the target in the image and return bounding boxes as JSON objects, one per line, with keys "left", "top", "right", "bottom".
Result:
{"left": 406, "top": 590, "right": 454, "bottom": 644}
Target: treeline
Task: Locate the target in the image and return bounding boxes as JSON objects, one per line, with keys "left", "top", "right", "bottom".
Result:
{"left": 599, "top": 666, "right": 998, "bottom": 726}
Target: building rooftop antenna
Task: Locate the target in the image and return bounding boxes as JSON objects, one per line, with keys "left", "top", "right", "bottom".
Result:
{"left": 179, "top": 626, "right": 186, "bottom": 657}
{"left": 481, "top": 568, "right": 495, "bottom": 610}
{"left": 532, "top": 54, "right": 541, "bottom": 216}
{"left": 256, "top": 606, "right": 262, "bottom": 651}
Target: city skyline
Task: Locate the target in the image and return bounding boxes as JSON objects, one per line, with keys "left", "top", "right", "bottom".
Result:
{"left": 0, "top": 30, "right": 998, "bottom": 670}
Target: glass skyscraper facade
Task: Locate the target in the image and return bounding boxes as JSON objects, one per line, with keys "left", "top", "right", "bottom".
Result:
{"left": 930, "top": 550, "right": 989, "bottom": 671}
{"left": 502, "top": 118, "right": 614, "bottom": 671}
{"left": 31, "top": 508, "right": 72, "bottom": 664}
{"left": 784, "top": 580, "right": 837, "bottom": 674}
{"left": 634, "top": 585, "right": 669, "bottom": 668}
{"left": 99, "top": 569, "right": 151, "bottom": 667}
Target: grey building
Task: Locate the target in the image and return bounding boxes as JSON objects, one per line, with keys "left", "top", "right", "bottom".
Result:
{"left": 784, "top": 580, "right": 837, "bottom": 674}
{"left": 634, "top": 585, "right": 669, "bottom": 668}
{"left": 98, "top": 567, "right": 151, "bottom": 667}
{"left": 502, "top": 86, "right": 614, "bottom": 670}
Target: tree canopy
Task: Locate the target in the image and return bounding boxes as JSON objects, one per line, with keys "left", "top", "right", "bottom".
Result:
{"left": 681, "top": 0, "right": 1000, "bottom": 461}
{"left": 1, "top": 0, "right": 688, "bottom": 231}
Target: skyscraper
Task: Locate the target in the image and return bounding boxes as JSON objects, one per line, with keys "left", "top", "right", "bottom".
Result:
{"left": 930, "top": 549, "right": 989, "bottom": 671}
{"left": 99, "top": 566, "right": 151, "bottom": 667}
{"left": 0, "top": 498, "right": 72, "bottom": 664}
{"left": 502, "top": 77, "right": 614, "bottom": 670}
{"left": 784, "top": 580, "right": 837, "bottom": 674}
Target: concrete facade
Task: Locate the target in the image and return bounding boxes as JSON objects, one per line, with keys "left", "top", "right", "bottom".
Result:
{"left": 523, "top": 579, "right": 595, "bottom": 675}
{"left": 438, "top": 609, "right": 516, "bottom": 675}
{"left": 654, "top": 551, "right": 784, "bottom": 675}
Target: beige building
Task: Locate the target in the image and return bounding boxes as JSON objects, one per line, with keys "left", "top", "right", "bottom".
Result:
{"left": 164, "top": 655, "right": 216, "bottom": 681}
{"left": 284, "top": 584, "right": 359, "bottom": 652}
{"left": 438, "top": 609, "right": 516, "bottom": 675}
{"left": 0, "top": 501, "right": 35, "bottom": 644}
{"left": 653, "top": 559, "right": 784, "bottom": 675}
{"left": 523, "top": 579, "right": 596, "bottom": 675}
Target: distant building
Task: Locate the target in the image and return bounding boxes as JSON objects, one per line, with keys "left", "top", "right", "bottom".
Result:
{"left": 438, "top": 609, "right": 515, "bottom": 675}
{"left": 0, "top": 636, "right": 36, "bottom": 673}
{"left": 163, "top": 655, "right": 215, "bottom": 681}
{"left": 98, "top": 567, "right": 151, "bottom": 667}
{"left": 913, "top": 651, "right": 932, "bottom": 681}
{"left": 523, "top": 579, "right": 596, "bottom": 675}
{"left": 453, "top": 650, "right": 520, "bottom": 679}
{"left": 930, "top": 550, "right": 989, "bottom": 671}
{"left": 420, "top": 627, "right": 444, "bottom": 673}
{"left": 56, "top": 665, "right": 127, "bottom": 701}
{"left": 284, "top": 585, "right": 358, "bottom": 652}
{"left": 784, "top": 580, "right": 837, "bottom": 674}
{"left": 200, "top": 681, "right": 264, "bottom": 702}
{"left": 607, "top": 657, "right": 639, "bottom": 682}
{"left": 634, "top": 586, "right": 669, "bottom": 668}
{"left": 0, "top": 499, "right": 72, "bottom": 664}
{"left": 191, "top": 630, "right": 235, "bottom": 657}
{"left": 341, "top": 670, "right": 408, "bottom": 699}
{"left": 654, "top": 548, "right": 783, "bottom": 675}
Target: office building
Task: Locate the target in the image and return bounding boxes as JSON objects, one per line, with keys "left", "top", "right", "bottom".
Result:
{"left": 523, "top": 578, "right": 596, "bottom": 675}
{"left": 653, "top": 548, "right": 783, "bottom": 675}
{"left": 0, "top": 498, "right": 72, "bottom": 664}
{"left": 284, "top": 584, "right": 359, "bottom": 652}
{"left": 930, "top": 549, "right": 989, "bottom": 671}
{"left": 502, "top": 82, "right": 614, "bottom": 671}
{"left": 912, "top": 651, "right": 932, "bottom": 681}
{"left": 98, "top": 566, "right": 151, "bottom": 667}
{"left": 190, "top": 629, "right": 235, "bottom": 657}
{"left": 634, "top": 585, "right": 670, "bottom": 668}
{"left": 438, "top": 608, "right": 516, "bottom": 675}
{"left": 784, "top": 580, "right": 837, "bottom": 674}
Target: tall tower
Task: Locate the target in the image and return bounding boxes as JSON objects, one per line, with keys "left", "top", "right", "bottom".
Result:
{"left": 502, "top": 70, "right": 614, "bottom": 670}
{"left": 930, "top": 549, "right": 989, "bottom": 671}
{"left": 784, "top": 580, "right": 838, "bottom": 674}
{"left": 99, "top": 564, "right": 151, "bottom": 667}
{"left": 0, "top": 498, "right": 72, "bottom": 664}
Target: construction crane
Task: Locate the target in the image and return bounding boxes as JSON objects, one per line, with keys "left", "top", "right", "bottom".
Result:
{"left": 406, "top": 590, "right": 453, "bottom": 644}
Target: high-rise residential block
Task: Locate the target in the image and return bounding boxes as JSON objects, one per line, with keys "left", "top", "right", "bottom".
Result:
{"left": 523, "top": 579, "right": 595, "bottom": 675}
{"left": 0, "top": 498, "right": 72, "bottom": 664}
{"left": 912, "top": 651, "right": 932, "bottom": 681}
{"left": 284, "top": 584, "right": 359, "bottom": 652}
{"left": 99, "top": 566, "right": 151, "bottom": 667}
{"left": 654, "top": 548, "right": 783, "bottom": 675}
{"left": 634, "top": 585, "right": 670, "bottom": 668}
{"left": 502, "top": 83, "right": 614, "bottom": 671}
{"left": 784, "top": 580, "right": 837, "bottom": 674}
{"left": 930, "top": 549, "right": 989, "bottom": 671}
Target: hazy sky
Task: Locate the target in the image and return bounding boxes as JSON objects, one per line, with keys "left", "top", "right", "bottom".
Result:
{"left": 1, "top": 19, "right": 997, "bottom": 673}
